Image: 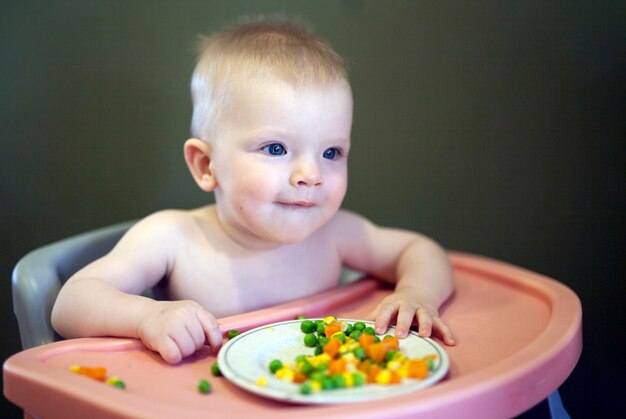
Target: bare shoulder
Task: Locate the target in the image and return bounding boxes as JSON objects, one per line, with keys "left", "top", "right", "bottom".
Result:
{"left": 322, "top": 209, "right": 424, "bottom": 276}
{"left": 324, "top": 209, "right": 375, "bottom": 237}
{"left": 316, "top": 209, "right": 373, "bottom": 255}
{"left": 113, "top": 207, "right": 214, "bottom": 252}
{"left": 325, "top": 209, "right": 419, "bottom": 242}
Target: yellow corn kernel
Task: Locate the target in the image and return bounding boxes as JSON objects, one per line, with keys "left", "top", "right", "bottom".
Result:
{"left": 105, "top": 376, "right": 119, "bottom": 385}
{"left": 313, "top": 353, "right": 331, "bottom": 366}
{"left": 392, "top": 352, "right": 407, "bottom": 363}
{"left": 353, "top": 370, "right": 367, "bottom": 385}
{"left": 341, "top": 352, "right": 356, "bottom": 363}
{"left": 342, "top": 372, "right": 354, "bottom": 387}
{"left": 310, "top": 380, "right": 322, "bottom": 392}
{"left": 275, "top": 367, "right": 295, "bottom": 382}
{"left": 375, "top": 370, "right": 392, "bottom": 384}
{"left": 338, "top": 341, "right": 358, "bottom": 353}
{"left": 387, "top": 360, "right": 401, "bottom": 371}
{"left": 256, "top": 377, "right": 267, "bottom": 387}
{"left": 396, "top": 365, "right": 409, "bottom": 378}
{"left": 323, "top": 316, "right": 337, "bottom": 325}
{"left": 69, "top": 365, "right": 80, "bottom": 373}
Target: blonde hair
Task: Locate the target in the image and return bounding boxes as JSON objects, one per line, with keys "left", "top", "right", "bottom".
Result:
{"left": 190, "top": 16, "right": 349, "bottom": 140}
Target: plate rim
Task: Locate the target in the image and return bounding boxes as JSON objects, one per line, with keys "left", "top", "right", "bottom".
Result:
{"left": 217, "top": 318, "right": 450, "bottom": 404}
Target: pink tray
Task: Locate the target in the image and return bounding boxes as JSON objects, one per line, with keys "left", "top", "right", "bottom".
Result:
{"left": 3, "top": 253, "right": 582, "bottom": 419}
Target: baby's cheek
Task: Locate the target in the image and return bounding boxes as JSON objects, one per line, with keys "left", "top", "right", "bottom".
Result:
{"left": 233, "top": 184, "right": 270, "bottom": 216}
{"left": 328, "top": 179, "right": 348, "bottom": 207}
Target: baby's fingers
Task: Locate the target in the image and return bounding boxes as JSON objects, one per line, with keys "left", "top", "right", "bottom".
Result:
{"left": 395, "top": 304, "right": 419, "bottom": 338}
{"left": 373, "top": 302, "right": 398, "bottom": 335}
{"left": 433, "top": 317, "right": 456, "bottom": 346}
{"left": 416, "top": 307, "right": 434, "bottom": 338}
{"left": 157, "top": 336, "right": 184, "bottom": 364}
{"left": 196, "top": 310, "right": 223, "bottom": 353}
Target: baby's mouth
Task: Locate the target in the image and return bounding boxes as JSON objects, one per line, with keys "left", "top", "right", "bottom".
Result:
{"left": 276, "top": 201, "right": 317, "bottom": 208}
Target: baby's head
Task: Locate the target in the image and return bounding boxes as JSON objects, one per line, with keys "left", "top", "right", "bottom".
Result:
{"left": 190, "top": 16, "right": 349, "bottom": 141}
{"left": 186, "top": 17, "right": 353, "bottom": 247}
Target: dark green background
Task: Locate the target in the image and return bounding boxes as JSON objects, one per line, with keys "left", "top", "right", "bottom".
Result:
{"left": 2, "top": 1, "right": 623, "bottom": 417}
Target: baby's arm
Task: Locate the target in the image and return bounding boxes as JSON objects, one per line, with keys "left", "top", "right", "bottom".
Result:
{"left": 51, "top": 211, "right": 223, "bottom": 363}
{"left": 331, "top": 210, "right": 455, "bottom": 345}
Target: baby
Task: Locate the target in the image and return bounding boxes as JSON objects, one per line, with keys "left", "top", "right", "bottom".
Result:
{"left": 51, "top": 17, "right": 455, "bottom": 364}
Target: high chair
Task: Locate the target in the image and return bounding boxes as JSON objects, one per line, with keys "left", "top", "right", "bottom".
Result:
{"left": 11, "top": 220, "right": 135, "bottom": 349}
{"left": 6, "top": 222, "right": 580, "bottom": 418}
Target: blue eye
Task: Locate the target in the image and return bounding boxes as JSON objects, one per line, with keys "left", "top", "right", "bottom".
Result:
{"left": 323, "top": 148, "right": 340, "bottom": 160}
{"left": 262, "top": 143, "right": 286, "bottom": 156}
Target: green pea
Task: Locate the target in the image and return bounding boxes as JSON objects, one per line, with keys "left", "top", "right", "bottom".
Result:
{"left": 113, "top": 380, "right": 125, "bottom": 390}
{"left": 198, "top": 379, "right": 211, "bottom": 394}
{"left": 314, "top": 345, "right": 323, "bottom": 355}
{"left": 269, "top": 359, "right": 283, "bottom": 374}
{"left": 310, "top": 371, "right": 326, "bottom": 381}
{"left": 374, "top": 336, "right": 381, "bottom": 343}
{"left": 211, "top": 362, "right": 222, "bottom": 376}
{"left": 363, "top": 326, "right": 376, "bottom": 335}
{"left": 300, "top": 382, "right": 313, "bottom": 395}
{"left": 353, "top": 347, "right": 366, "bottom": 360}
{"left": 300, "top": 320, "right": 316, "bottom": 334}
{"left": 320, "top": 376, "right": 335, "bottom": 390}
{"left": 296, "top": 315, "right": 307, "bottom": 320}
{"left": 344, "top": 324, "right": 354, "bottom": 335}
{"left": 303, "top": 333, "right": 318, "bottom": 347}
{"left": 316, "top": 321, "right": 326, "bottom": 335}
{"left": 299, "top": 360, "right": 313, "bottom": 375}
{"left": 349, "top": 330, "right": 362, "bottom": 340}
{"left": 315, "top": 363, "right": 328, "bottom": 372}
{"left": 385, "top": 350, "right": 397, "bottom": 362}
{"left": 428, "top": 358, "right": 435, "bottom": 371}
{"left": 318, "top": 336, "right": 330, "bottom": 346}
{"left": 295, "top": 354, "right": 306, "bottom": 363}
{"left": 332, "top": 332, "right": 346, "bottom": 343}
{"left": 352, "top": 373, "right": 365, "bottom": 387}
{"left": 227, "top": 330, "right": 241, "bottom": 339}
{"left": 332, "top": 375, "right": 346, "bottom": 388}
{"left": 353, "top": 322, "right": 366, "bottom": 331}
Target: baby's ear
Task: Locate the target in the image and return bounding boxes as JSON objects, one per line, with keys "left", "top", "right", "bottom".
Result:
{"left": 184, "top": 138, "right": 218, "bottom": 192}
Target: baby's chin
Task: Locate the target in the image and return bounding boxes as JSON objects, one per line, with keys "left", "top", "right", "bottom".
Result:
{"left": 266, "top": 228, "right": 316, "bottom": 245}
{"left": 262, "top": 219, "right": 328, "bottom": 245}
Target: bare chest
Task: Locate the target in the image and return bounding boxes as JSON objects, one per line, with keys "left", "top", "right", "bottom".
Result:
{"left": 164, "top": 243, "right": 343, "bottom": 317}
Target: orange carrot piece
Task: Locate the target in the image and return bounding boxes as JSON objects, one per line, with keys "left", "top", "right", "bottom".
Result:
{"left": 382, "top": 336, "right": 399, "bottom": 351}
{"left": 293, "top": 371, "right": 308, "bottom": 383}
{"left": 407, "top": 359, "right": 429, "bottom": 379}
{"left": 390, "top": 371, "right": 402, "bottom": 384}
{"left": 324, "top": 322, "right": 342, "bottom": 338}
{"left": 357, "top": 360, "right": 372, "bottom": 373}
{"left": 328, "top": 358, "right": 347, "bottom": 374}
{"left": 323, "top": 338, "right": 342, "bottom": 358}
{"left": 79, "top": 367, "right": 107, "bottom": 381}
{"left": 367, "top": 365, "right": 382, "bottom": 383}
{"left": 358, "top": 333, "right": 375, "bottom": 350}
{"left": 367, "top": 342, "right": 387, "bottom": 364}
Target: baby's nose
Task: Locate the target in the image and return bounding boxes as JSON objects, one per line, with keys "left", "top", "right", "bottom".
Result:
{"left": 290, "top": 160, "right": 323, "bottom": 187}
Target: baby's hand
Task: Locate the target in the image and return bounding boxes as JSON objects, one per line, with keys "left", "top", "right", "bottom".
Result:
{"left": 136, "top": 300, "right": 223, "bottom": 364}
{"left": 367, "top": 288, "right": 455, "bottom": 346}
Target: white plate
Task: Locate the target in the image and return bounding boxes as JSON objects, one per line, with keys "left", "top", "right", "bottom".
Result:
{"left": 217, "top": 319, "right": 449, "bottom": 404}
